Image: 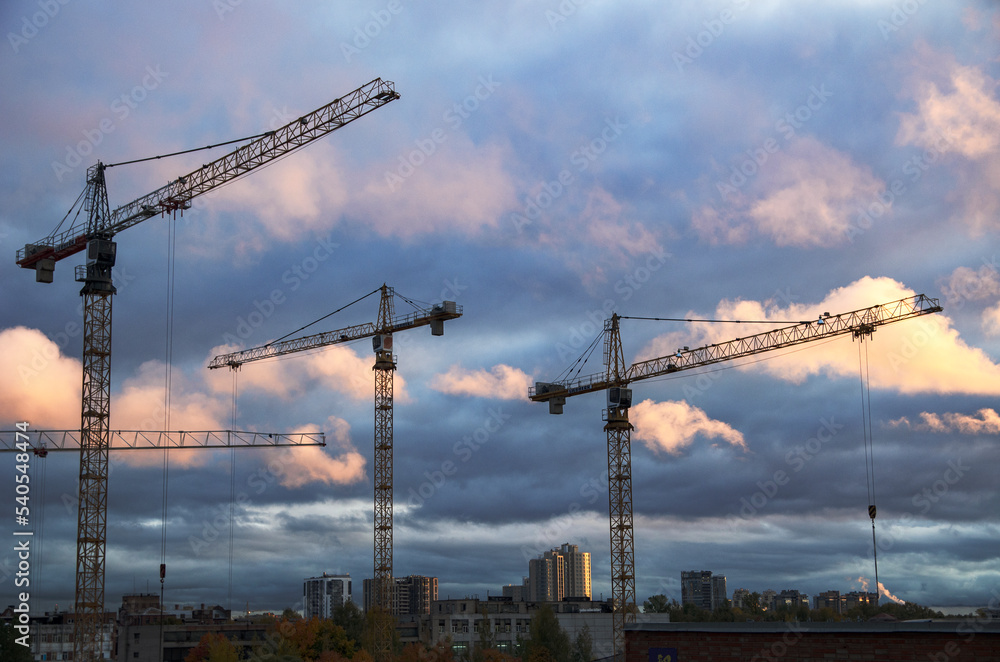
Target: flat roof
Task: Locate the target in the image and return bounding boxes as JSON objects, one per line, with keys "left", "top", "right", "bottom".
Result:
{"left": 626, "top": 620, "right": 1000, "bottom": 635}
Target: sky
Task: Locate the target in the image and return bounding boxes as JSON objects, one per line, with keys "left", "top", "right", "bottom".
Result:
{"left": 1, "top": 1, "right": 999, "bottom": 616}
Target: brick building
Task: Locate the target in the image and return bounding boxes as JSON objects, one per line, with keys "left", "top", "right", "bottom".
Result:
{"left": 627, "top": 621, "right": 1000, "bottom": 662}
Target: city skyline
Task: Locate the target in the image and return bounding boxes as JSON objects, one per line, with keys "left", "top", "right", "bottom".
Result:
{"left": 1, "top": 1, "right": 999, "bottom": 617}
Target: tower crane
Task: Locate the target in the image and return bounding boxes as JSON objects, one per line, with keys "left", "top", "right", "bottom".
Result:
{"left": 209, "top": 284, "right": 462, "bottom": 662}
{"left": 13, "top": 78, "right": 399, "bottom": 662}
{"left": 529, "top": 293, "right": 943, "bottom": 660}
{"left": 1, "top": 427, "right": 325, "bottom": 659}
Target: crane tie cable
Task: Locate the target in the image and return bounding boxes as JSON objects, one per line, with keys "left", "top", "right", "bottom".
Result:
{"left": 103, "top": 131, "right": 275, "bottom": 168}
{"left": 620, "top": 315, "right": 813, "bottom": 324}
{"left": 268, "top": 287, "right": 380, "bottom": 345}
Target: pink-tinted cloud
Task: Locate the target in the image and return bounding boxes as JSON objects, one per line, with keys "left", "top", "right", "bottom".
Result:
{"left": 983, "top": 304, "right": 1000, "bottom": 336}
{"left": 896, "top": 52, "right": 1000, "bottom": 233}
{"left": 940, "top": 264, "right": 1000, "bottom": 305}
{"left": 638, "top": 276, "right": 1000, "bottom": 396}
{"left": 274, "top": 416, "right": 366, "bottom": 488}
{"left": 430, "top": 364, "right": 532, "bottom": 400}
{"left": 0, "top": 327, "right": 367, "bottom": 481}
{"left": 364, "top": 136, "right": 518, "bottom": 238}
{"left": 205, "top": 342, "right": 399, "bottom": 403}
{"left": 693, "top": 136, "right": 884, "bottom": 247}
{"left": 897, "top": 62, "right": 1000, "bottom": 160}
{"left": 889, "top": 408, "right": 1000, "bottom": 435}
{"left": 631, "top": 399, "right": 746, "bottom": 455}
{"left": 0, "top": 327, "right": 80, "bottom": 428}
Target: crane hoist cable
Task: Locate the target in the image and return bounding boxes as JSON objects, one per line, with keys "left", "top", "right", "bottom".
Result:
{"left": 228, "top": 365, "right": 239, "bottom": 612}
{"left": 858, "top": 337, "right": 881, "bottom": 605}
{"left": 159, "top": 214, "right": 178, "bottom": 656}
{"left": 228, "top": 445, "right": 237, "bottom": 611}
{"left": 30, "top": 447, "right": 47, "bottom": 592}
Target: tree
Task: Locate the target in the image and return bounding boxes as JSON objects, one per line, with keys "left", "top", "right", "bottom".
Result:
{"left": 0, "top": 623, "right": 33, "bottom": 662}
{"left": 473, "top": 604, "right": 496, "bottom": 660}
{"left": 524, "top": 604, "right": 570, "bottom": 662}
{"left": 571, "top": 625, "right": 593, "bottom": 662}
{"left": 641, "top": 594, "right": 675, "bottom": 613}
{"left": 399, "top": 640, "right": 455, "bottom": 662}
{"left": 185, "top": 632, "right": 240, "bottom": 662}
{"left": 278, "top": 616, "right": 355, "bottom": 661}
{"left": 360, "top": 608, "right": 399, "bottom": 658}
{"left": 333, "top": 602, "right": 365, "bottom": 647}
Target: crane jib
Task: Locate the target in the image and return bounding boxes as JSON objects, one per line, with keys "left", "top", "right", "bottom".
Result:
{"left": 530, "top": 294, "right": 942, "bottom": 403}
{"left": 16, "top": 78, "right": 399, "bottom": 275}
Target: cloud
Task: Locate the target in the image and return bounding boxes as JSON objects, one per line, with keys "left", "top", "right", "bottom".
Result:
{"left": 0, "top": 327, "right": 81, "bottom": 428}
{"left": 631, "top": 399, "right": 746, "bottom": 455}
{"left": 693, "top": 137, "right": 884, "bottom": 247}
{"left": 637, "top": 276, "right": 1000, "bottom": 396}
{"left": 0, "top": 328, "right": 364, "bottom": 482}
{"left": 275, "top": 416, "right": 366, "bottom": 488}
{"left": 897, "top": 61, "right": 1000, "bottom": 160}
{"left": 174, "top": 135, "right": 519, "bottom": 260}
{"left": 363, "top": 137, "right": 518, "bottom": 238}
{"left": 532, "top": 185, "right": 668, "bottom": 289}
{"left": 896, "top": 54, "right": 1000, "bottom": 233}
{"left": 208, "top": 151, "right": 349, "bottom": 242}
{"left": 205, "top": 342, "right": 396, "bottom": 403}
{"left": 984, "top": 304, "right": 1000, "bottom": 336}
{"left": 939, "top": 264, "right": 1000, "bottom": 305}
{"left": 889, "top": 408, "right": 1000, "bottom": 435}
{"left": 301, "top": 345, "right": 383, "bottom": 401}
{"left": 430, "top": 364, "right": 532, "bottom": 400}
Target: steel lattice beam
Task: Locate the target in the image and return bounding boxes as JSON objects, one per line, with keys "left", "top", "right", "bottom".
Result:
{"left": 17, "top": 79, "right": 400, "bottom": 271}
{"left": 207, "top": 302, "right": 461, "bottom": 369}
{"left": 605, "top": 408, "right": 635, "bottom": 659}
{"left": 373, "top": 354, "right": 394, "bottom": 662}
{"left": 529, "top": 294, "right": 943, "bottom": 401}
{"left": 0, "top": 429, "right": 325, "bottom": 452}
{"left": 373, "top": 284, "right": 396, "bottom": 662}
{"left": 76, "top": 290, "right": 112, "bottom": 662}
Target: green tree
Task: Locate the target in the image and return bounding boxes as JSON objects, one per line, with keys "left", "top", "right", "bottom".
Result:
{"left": 0, "top": 623, "right": 33, "bottom": 662}
{"left": 570, "top": 624, "right": 593, "bottom": 662}
{"left": 641, "top": 594, "right": 675, "bottom": 613}
{"left": 361, "top": 608, "right": 399, "bottom": 658}
{"left": 525, "top": 604, "right": 570, "bottom": 662}
{"left": 711, "top": 605, "right": 736, "bottom": 622}
{"left": 333, "top": 602, "right": 365, "bottom": 646}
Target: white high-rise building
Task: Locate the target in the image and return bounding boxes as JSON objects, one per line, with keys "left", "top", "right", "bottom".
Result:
{"left": 303, "top": 573, "right": 352, "bottom": 619}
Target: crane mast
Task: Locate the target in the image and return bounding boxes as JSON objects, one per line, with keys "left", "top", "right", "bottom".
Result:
{"left": 530, "top": 293, "right": 942, "bottom": 661}
{"left": 208, "top": 285, "right": 462, "bottom": 662}
{"left": 15, "top": 78, "right": 399, "bottom": 662}
{"left": 373, "top": 287, "right": 396, "bottom": 662}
